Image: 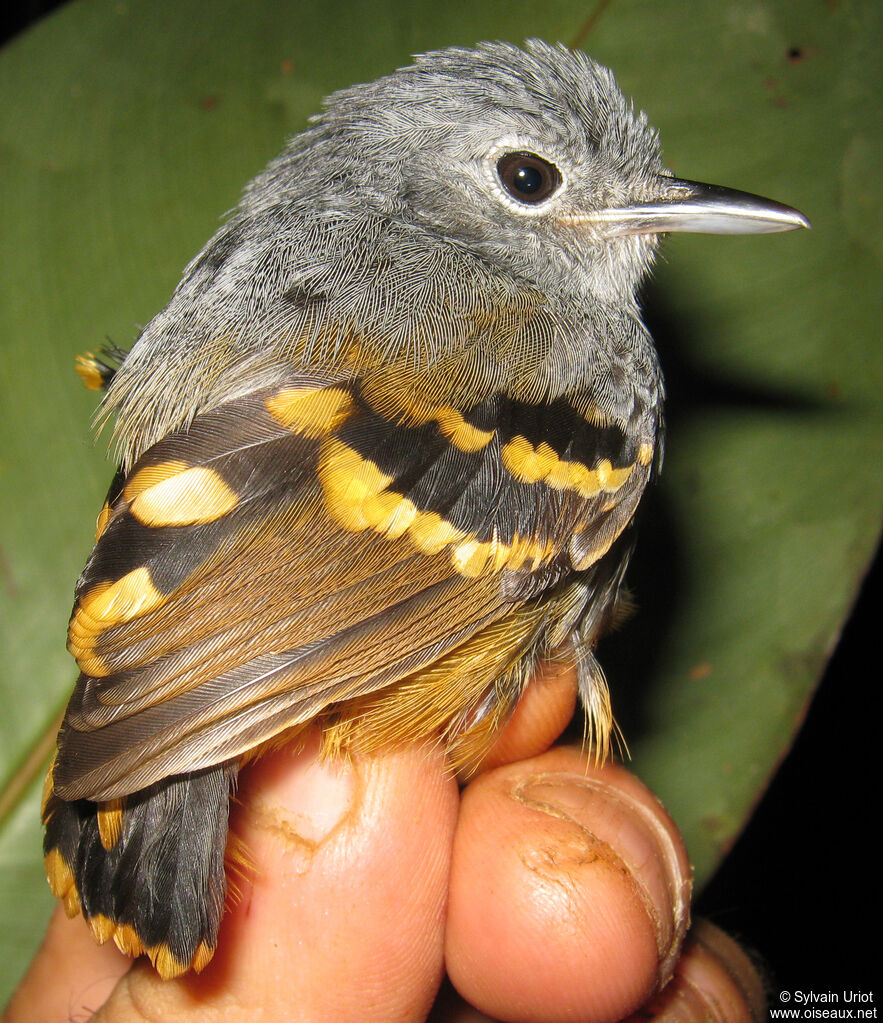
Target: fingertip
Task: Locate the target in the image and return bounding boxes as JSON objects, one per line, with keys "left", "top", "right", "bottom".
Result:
{"left": 476, "top": 658, "right": 578, "bottom": 773}
{"left": 69, "top": 739, "right": 457, "bottom": 1022}
{"left": 446, "top": 749, "right": 691, "bottom": 1023}
{"left": 196, "top": 739, "right": 458, "bottom": 1020}
{"left": 689, "top": 920, "right": 767, "bottom": 1022}
{"left": 626, "top": 919, "right": 767, "bottom": 1022}
{"left": 4, "top": 906, "right": 128, "bottom": 1023}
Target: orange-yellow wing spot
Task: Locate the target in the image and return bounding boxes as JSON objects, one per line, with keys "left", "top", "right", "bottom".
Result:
{"left": 638, "top": 441, "right": 654, "bottom": 466}
{"left": 435, "top": 406, "right": 495, "bottom": 453}
{"left": 451, "top": 538, "right": 496, "bottom": 577}
{"left": 577, "top": 401, "right": 609, "bottom": 426}
{"left": 124, "top": 460, "right": 189, "bottom": 501}
{"left": 506, "top": 534, "right": 552, "bottom": 572}
{"left": 95, "top": 501, "right": 113, "bottom": 542}
{"left": 318, "top": 438, "right": 394, "bottom": 532}
{"left": 267, "top": 386, "right": 354, "bottom": 437}
{"left": 502, "top": 436, "right": 634, "bottom": 498}
{"left": 127, "top": 465, "right": 238, "bottom": 528}
{"left": 451, "top": 533, "right": 551, "bottom": 578}
{"left": 362, "top": 490, "right": 418, "bottom": 538}
{"left": 318, "top": 439, "right": 561, "bottom": 571}
{"left": 570, "top": 528, "right": 626, "bottom": 572}
{"left": 359, "top": 389, "right": 495, "bottom": 452}
{"left": 68, "top": 570, "right": 163, "bottom": 676}
{"left": 74, "top": 352, "right": 106, "bottom": 391}
{"left": 408, "top": 511, "right": 467, "bottom": 556}
{"left": 73, "top": 567, "right": 165, "bottom": 634}
{"left": 66, "top": 645, "right": 109, "bottom": 679}
{"left": 501, "top": 436, "right": 557, "bottom": 484}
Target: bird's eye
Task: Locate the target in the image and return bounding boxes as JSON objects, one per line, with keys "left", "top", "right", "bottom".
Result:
{"left": 496, "top": 152, "right": 561, "bottom": 205}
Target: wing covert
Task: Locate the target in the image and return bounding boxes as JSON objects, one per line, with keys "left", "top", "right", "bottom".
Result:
{"left": 56, "top": 374, "right": 655, "bottom": 799}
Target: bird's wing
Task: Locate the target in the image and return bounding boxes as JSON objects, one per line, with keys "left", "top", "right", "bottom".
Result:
{"left": 55, "top": 374, "right": 653, "bottom": 801}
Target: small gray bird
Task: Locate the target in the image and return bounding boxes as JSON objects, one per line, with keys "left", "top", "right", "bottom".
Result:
{"left": 43, "top": 40, "right": 808, "bottom": 977}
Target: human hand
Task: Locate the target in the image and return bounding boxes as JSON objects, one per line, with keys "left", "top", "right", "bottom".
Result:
{"left": 5, "top": 662, "right": 765, "bottom": 1022}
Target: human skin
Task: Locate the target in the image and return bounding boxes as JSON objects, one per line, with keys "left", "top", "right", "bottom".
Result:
{"left": 5, "top": 661, "right": 764, "bottom": 1023}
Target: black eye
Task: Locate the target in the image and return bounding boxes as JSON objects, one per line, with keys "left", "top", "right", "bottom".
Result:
{"left": 496, "top": 152, "right": 561, "bottom": 204}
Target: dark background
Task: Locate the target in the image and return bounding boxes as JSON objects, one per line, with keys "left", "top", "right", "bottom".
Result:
{"left": 3, "top": 0, "right": 879, "bottom": 1006}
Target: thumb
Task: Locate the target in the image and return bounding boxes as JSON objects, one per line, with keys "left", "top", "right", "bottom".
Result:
{"left": 7, "top": 736, "right": 458, "bottom": 1023}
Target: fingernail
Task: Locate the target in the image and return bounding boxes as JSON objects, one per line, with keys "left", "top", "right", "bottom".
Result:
{"left": 514, "top": 771, "right": 692, "bottom": 984}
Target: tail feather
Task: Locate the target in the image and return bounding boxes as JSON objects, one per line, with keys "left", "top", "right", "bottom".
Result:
{"left": 43, "top": 761, "right": 237, "bottom": 978}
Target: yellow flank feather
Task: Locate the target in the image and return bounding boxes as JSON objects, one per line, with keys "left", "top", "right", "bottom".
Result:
{"left": 322, "top": 600, "right": 545, "bottom": 770}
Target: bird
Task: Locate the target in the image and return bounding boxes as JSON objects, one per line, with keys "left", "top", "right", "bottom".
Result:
{"left": 42, "top": 39, "right": 809, "bottom": 979}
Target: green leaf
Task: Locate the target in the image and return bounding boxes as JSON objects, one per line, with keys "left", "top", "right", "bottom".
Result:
{"left": 1, "top": 0, "right": 879, "bottom": 1001}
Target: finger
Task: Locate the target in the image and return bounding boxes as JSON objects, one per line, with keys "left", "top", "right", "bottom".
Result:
{"left": 445, "top": 747, "right": 692, "bottom": 1023}
{"left": 3, "top": 905, "right": 129, "bottom": 1023}
{"left": 81, "top": 734, "right": 459, "bottom": 1022}
{"left": 624, "top": 919, "right": 767, "bottom": 1022}
{"left": 428, "top": 978, "right": 498, "bottom": 1021}
{"left": 477, "top": 658, "right": 578, "bottom": 773}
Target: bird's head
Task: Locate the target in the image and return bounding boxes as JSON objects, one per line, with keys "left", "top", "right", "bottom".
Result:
{"left": 296, "top": 40, "right": 807, "bottom": 304}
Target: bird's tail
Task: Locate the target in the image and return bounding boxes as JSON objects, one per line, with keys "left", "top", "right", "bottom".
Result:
{"left": 42, "top": 759, "right": 238, "bottom": 978}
